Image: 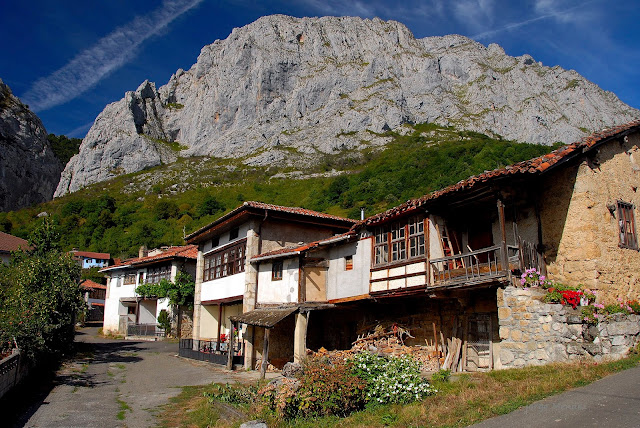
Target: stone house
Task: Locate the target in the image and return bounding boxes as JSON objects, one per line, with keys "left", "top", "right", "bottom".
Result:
{"left": 184, "top": 201, "right": 356, "bottom": 367}
{"left": 0, "top": 231, "right": 28, "bottom": 264}
{"left": 101, "top": 245, "right": 197, "bottom": 336}
{"left": 79, "top": 279, "right": 107, "bottom": 323}
{"left": 70, "top": 250, "right": 111, "bottom": 269}
{"left": 241, "top": 119, "right": 640, "bottom": 371}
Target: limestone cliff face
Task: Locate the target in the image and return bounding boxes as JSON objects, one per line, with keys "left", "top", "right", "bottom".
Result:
{"left": 55, "top": 15, "right": 639, "bottom": 196}
{"left": 0, "top": 79, "right": 62, "bottom": 211}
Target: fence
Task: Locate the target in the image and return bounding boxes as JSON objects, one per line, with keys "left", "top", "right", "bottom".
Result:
{"left": 178, "top": 338, "right": 244, "bottom": 366}
{"left": 126, "top": 323, "right": 165, "bottom": 337}
{"left": 0, "top": 351, "right": 23, "bottom": 400}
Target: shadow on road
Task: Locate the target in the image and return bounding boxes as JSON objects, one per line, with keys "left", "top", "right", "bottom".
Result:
{"left": 1, "top": 332, "right": 148, "bottom": 427}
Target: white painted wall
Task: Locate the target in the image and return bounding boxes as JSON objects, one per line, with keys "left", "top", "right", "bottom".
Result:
{"left": 138, "top": 300, "right": 157, "bottom": 324}
{"left": 200, "top": 272, "right": 246, "bottom": 302}
{"left": 257, "top": 258, "right": 299, "bottom": 304}
{"left": 199, "top": 303, "right": 243, "bottom": 341}
{"left": 327, "top": 239, "right": 371, "bottom": 300}
{"left": 103, "top": 272, "right": 139, "bottom": 333}
{"left": 202, "top": 223, "right": 251, "bottom": 253}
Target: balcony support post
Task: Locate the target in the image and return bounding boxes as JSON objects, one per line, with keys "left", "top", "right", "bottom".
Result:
{"left": 497, "top": 199, "right": 509, "bottom": 280}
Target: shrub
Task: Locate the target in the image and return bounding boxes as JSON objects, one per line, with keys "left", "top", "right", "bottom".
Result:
{"left": 203, "top": 383, "right": 257, "bottom": 405}
{"left": 260, "top": 357, "right": 367, "bottom": 419}
{"left": 431, "top": 368, "right": 451, "bottom": 383}
{"left": 157, "top": 310, "right": 171, "bottom": 335}
{"left": 350, "top": 353, "right": 437, "bottom": 405}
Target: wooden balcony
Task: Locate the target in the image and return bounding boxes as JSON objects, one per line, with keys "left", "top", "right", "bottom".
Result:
{"left": 429, "top": 245, "right": 520, "bottom": 288}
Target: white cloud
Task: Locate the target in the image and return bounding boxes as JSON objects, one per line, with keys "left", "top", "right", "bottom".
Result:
{"left": 295, "top": 0, "right": 444, "bottom": 22}
{"left": 472, "top": 0, "right": 596, "bottom": 40}
{"left": 452, "top": 0, "right": 495, "bottom": 32}
{"left": 534, "top": 0, "right": 592, "bottom": 24}
{"left": 22, "top": 0, "right": 203, "bottom": 112}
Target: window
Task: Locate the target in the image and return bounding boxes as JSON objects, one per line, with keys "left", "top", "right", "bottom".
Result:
{"left": 211, "top": 236, "right": 219, "bottom": 247}
{"left": 373, "top": 216, "right": 426, "bottom": 266}
{"left": 229, "top": 227, "right": 239, "bottom": 241}
{"left": 409, "top": 216, "right": 425, "bottom": 258}
{"left": 146, "top": 264, "right": 171, "bottom": 284}
{"left": 345, "top": 255, "right": 353, "bottom": 271}
{"left": 618, "top": 201, "right": 638, "bottom": 250}
{"left": 204, "top": 240, "right": 246, "bottom": 281}
{"left": 391, "top": 222, "right": 406, "bottom": 261}
{"left": 272, "top": 260, "right": 283, "bottom": 280}
{"left": 374, "top": 227, "right": 388, "bottom": 265}
{"left": 123, "top": 273, "right": 136, "bottom": 285}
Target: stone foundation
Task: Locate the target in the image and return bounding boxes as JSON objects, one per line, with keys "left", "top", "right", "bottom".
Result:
{"left": 497, "top": 286, "right": 640, "bottom": 368}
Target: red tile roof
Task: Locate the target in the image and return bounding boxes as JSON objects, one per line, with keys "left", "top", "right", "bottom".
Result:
{"left": 0, "top": 231, "right": 28, "bottom": 253}
{"left": 102, "top": 245, "right": 197, "bottom": 271}
{"left": 186, "top": 201, "right": 356, "bottom": 242}
{"left": 363, "top": 119, "right": 640, "bottom": 225}
{"left": 80, "top": 279, "right": 107, "bottom": 290}
{"left": 71, "top": 250, "right": 111, "bottom": 260}
{"left": 251, "top": 231, "right": 356, "bottom": 262}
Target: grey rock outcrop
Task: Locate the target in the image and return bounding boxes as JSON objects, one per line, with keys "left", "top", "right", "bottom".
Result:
{"left": 0, "top": 79, "right": 63, "bottom": 211}
{"left": 55, "top": 15, "right": 639, "bottom": 196}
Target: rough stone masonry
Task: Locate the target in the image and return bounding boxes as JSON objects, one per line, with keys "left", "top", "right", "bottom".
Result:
{"left": 496, "top": 286, "right": 640, "bottom": 369}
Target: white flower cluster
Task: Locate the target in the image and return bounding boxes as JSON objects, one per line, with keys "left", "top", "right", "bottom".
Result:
{"left": 351, "top": 353, "right": 437, "bottom": 404}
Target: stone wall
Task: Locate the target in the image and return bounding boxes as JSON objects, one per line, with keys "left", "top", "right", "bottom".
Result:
{"left": 179, "top": 308, "right": 194, "bottom": 338}
{"left": 540, "top": 131, "right": 640, "bottom": 301}
{"left": 497, "top": 286, "right": 640, "bottom": 369}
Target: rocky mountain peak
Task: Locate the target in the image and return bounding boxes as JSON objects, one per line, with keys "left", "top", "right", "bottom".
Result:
{"left": 0, "top": 78, "right": 63, "bottom": 211}
{"left": 54, "top": 15, "right": 639, "bottom": 197}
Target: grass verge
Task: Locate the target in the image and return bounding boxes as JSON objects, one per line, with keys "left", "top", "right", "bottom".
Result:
{"left": 158, "top": 352, "right": 639, "bottom": 428}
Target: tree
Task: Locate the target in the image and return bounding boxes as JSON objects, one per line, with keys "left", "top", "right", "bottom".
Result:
{"left": 135, "top": 270, "right": 195, "bottom": 308}
{"left": 0, "top": 218, "right": 83, "bottom": 361}
{"left": 197, "top": 196, "right": 224, "bottom": 218}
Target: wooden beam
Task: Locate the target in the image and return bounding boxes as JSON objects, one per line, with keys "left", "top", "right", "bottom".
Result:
{"left": 226, "top": 320, "right": 235, "bottom": 370}
{"left": 260, "top": 327, "right": 270, "bottom": 379}
{"left": 497, "top": 199, "right": 509, "bottom": 279}
{"left": 216, "top": 304, "right": 223, "bottom": 352}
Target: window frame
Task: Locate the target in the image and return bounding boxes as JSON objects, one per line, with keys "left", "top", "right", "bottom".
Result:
{"left": 203, "top": 239, "right": 247, "bottom": 281}
{"left": 372, "top": 216, "right": 426, "bottom": 267}
{"left": 272, "top": 260, "right": 283, "bottom": 281}
{"left": 145, "top": 263, "right": 171, "bottom": 284}
{"left": 617, "top": 201, "right": 638, "bottom": 250}
{"left": 345, "top": 255, "right": 353, "bottom": 271}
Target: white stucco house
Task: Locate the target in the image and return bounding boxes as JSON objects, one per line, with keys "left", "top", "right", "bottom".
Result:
{"left": 101, "top": 245, "right": 197, "bottom": 336}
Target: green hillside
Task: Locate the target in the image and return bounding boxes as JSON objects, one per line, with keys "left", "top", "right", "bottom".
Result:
{"left": 0, "top": 124, "right": 558, "bottom": 258}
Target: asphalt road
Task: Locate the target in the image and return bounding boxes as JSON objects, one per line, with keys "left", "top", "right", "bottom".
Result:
{"left": 10, "top": 327, "right": 276, "bottom": 428}
{"left": 471, "top": 365, "right": 640, "bottom": 428}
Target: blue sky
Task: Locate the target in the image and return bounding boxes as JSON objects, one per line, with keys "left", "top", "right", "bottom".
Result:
{"left": 1, "top": 0, "right": 638, "bottom": 138}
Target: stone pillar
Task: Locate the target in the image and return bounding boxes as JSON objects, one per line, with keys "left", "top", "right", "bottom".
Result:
{"left": 243, "top": 220, "right": 260, "bottom": 369}
{"left": 192, "top": 248, "right": 204, "bottom": 351}
{"left": 294, "top": 311, "right": 308, "bottom": 363}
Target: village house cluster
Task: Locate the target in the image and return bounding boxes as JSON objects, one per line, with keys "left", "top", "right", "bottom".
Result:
{"left": 101, "top": 120, "right": 640, "bottom": 371}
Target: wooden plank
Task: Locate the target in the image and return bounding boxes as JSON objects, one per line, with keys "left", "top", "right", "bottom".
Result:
{"left": 432, "top": 322, "right": 440, "bottom": 369}
{"left": 260, "top": 328, "right": 270, "bottom": 379}
{"left": 461, "top": 317, "right": 469, "bottom": 372}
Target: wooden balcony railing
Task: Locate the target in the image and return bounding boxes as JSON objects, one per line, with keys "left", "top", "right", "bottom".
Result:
{"left": 429, "top": 240, "right": 542, "bottom": 288}
{"left": 430, "top": 245, "right": 508, "bottom": 287}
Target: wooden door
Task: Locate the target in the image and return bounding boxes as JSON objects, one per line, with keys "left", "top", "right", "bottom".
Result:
{"left": 465, "top": 314, "right": 492, "bottom": 371}
{"left": 303, "top": 267, "right": 327, "bottom": 302}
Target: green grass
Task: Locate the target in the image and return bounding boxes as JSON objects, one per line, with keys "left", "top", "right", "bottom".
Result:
{"left": 0, "top": 123, "right": 557, "bottom": 258}
{"left": 158, "top": 353, "right": 640, "bottom": 428}
{"left": 116, "top": 397, "right": 131, "bottom": 420}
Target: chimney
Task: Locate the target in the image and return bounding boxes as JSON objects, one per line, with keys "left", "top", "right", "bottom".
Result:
{"left": 139, "top": 245, "right": 148, "bottom": 258}
{"left": 360, "top": 207, "right": 365, "bottom": 221}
